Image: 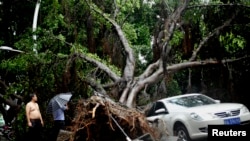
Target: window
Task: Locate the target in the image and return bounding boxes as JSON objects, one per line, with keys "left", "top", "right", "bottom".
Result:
{"left": 168, "top": 95, "right": 216, "bottom": 107}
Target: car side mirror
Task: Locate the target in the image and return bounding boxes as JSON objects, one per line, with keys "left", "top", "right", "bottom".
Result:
{"left": 215, "top": 100, "right": 220, "bottom": 103}
{"left": 155, "top": 108, "right": 168, "bottom": 114}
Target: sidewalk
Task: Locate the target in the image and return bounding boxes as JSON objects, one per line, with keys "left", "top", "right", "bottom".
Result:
{"left": 56, "top": 129, "right": 73, "bottom": 141}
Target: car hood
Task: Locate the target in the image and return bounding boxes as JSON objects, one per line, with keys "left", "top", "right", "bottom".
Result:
{"left": 169, "top": 103, "right": 243, "bottom": 114}
{"left": 189, "top": 103, "right": 242, "bottom": 113}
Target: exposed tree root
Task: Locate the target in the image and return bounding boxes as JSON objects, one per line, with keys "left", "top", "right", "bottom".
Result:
{"left": 67, "top": 95, "right": 162, "bottom": 141}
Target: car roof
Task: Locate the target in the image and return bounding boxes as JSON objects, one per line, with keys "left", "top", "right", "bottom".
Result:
{"left": 158, "top": 93, "right": 203, "bottom": 102}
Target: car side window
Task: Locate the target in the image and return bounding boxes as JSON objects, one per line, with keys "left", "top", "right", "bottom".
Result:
{"left": 147, "top": 102, "right": 168, "bottom": 116}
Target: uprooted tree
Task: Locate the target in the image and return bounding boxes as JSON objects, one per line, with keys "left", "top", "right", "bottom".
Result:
{"left": 0, "top": 0, "right": 250, "bottom": 140}
{"left": 63, "top": 0, "right": 249, "bottom": 108}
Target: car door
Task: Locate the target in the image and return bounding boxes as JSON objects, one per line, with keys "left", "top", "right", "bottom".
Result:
{"left": 146, "top": 101, "right": 173, "bottom": 135}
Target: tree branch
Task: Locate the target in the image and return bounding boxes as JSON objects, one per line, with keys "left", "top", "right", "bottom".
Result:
{"left": 162, "top": 0, "right": 190, "bottom": 54}
{"left": 187, "top": 3, "right": 250, "bottom": 10}
{"left": 189, "top": 13, "right": 236, "bottom": 61}
{"left": 138, "top": 60, "right": 160, "bottom": 80}
{"left": 85, "top": 0, "right": 135, "bottom": 81}
{"left": 77, "top": 53, "right": 121, "bottom": 82}
{"left": 79, "top": 76, "right": 108, "bottom": 96}
{"left": 138, "top": 56, "right": 249, "bottom": 87}
{"left": 0, "top": 94, "right": 19, "bottom": 107}
{"left": 169, "top": 56, "right": 249, "bottom": 73}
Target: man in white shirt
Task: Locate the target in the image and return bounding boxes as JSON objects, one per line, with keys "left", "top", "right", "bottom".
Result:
{"left": 51, "top": 102, "right": 68, "bottom": 141}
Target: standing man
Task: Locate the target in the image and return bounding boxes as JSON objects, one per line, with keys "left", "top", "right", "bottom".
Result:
{"left": 51, "top": 102, "right": 68, "bottom": 141}
{"left": 25, "top": 93, "right": 44, "bottom": 141}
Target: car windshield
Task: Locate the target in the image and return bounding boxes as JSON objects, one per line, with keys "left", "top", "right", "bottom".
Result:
{"left": 167, "top": 95, "right": 216, "bottom": 107}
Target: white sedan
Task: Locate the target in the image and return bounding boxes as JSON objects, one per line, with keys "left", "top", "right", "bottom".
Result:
{"left": 146, "top": 93, "right": 250, "bottom": 141}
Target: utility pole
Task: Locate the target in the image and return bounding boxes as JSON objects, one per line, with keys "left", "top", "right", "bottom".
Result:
{"left": 32, "top": 0, "right": 41, "bottom": 54}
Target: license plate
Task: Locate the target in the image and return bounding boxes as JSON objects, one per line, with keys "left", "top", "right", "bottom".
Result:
{"left": 224, "top": 117, "right": 240, "bottom": 125}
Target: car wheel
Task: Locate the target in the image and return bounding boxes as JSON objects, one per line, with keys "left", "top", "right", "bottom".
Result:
{"left": 174, "top": 124, "right": 191, "bottom": 141}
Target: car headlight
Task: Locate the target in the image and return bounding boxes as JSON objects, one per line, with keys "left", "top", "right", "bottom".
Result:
{"left": 190, "top": 112, "right": 203, "bottom": 121}
{"left": 241, "top": 105, "right": 250, "bottom": 114}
